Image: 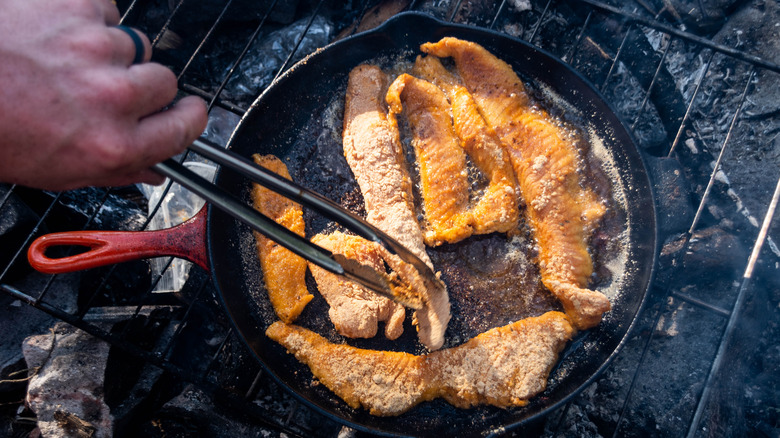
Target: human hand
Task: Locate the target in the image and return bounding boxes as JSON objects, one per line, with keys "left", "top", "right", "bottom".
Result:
{"left": 0, "top": 0, "right": 208, "bottom": 190}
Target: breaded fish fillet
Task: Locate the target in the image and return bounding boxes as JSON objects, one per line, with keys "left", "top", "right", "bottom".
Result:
{"left": 343, "top": 65, "right": 450, "bottom": 350}
{"left": 413, "top": 55, "right": 520, "bottom": 235}
{"left": 421, "top": 38, "right": 609, "bottom": 329}
{"left": 250, "top": 154, "right": 313, "bottom": 323}
{"left": 266, "top": 311, "right": 574, "bottom": 416}
{"left": 343, "top": 65, "right": 431, "bottom": 266}
{"left": 309, "top": 231, "right": 406, "bottom": 340}
{"left": 386, "top": 73, "right": 473, "bottom": 246}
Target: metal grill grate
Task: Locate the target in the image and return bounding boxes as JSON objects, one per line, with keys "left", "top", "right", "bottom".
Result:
{"left": 1, "top": 0, "right": 778, "bottom": 436}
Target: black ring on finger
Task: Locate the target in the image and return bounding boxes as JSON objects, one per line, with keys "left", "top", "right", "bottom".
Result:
{"left": 115, "top": 25, "right": 145, "bottom": 64}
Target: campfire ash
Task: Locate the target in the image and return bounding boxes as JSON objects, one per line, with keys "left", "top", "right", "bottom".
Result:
{"left": 1, "top": 0, "right": 778, "bottom": 437}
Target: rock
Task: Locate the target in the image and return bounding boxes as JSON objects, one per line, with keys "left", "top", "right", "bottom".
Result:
{"left": 644, "top": 156, "right": 696, "bottom": 238}
{"left": 222, "top": 15, "right": 334, "bottom": 106}
{"left": 657, "top": 224, "right": 748, "bottom": 289}
{"left": 1, "top": 274, "right": 78, "bottom": 400}
{"left": 23, "top": 323, "right": 113, "bottom": 438}
{"left": 661, "top": 0, "right": 742, "bottom": 35}
{"left": 710, "top": 0, "right": 780, "bottom": 229}
{"left": 136, "top": 385, "right": 262, "bottom": 437}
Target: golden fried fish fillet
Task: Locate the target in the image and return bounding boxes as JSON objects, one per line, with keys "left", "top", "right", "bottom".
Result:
{"left": 250, "top": 154, "right": 313, "bottom": 323}
{"left": 343, "top": 65, "right": 450, "bottom": 350}
{"left": 421, "top": 38, "right": 609, "bottom": 329}
{"left": 309, "top": 231, "right": 406, "bottom": 340}
{"left": 413, "top": 55, "right": 520, "bottom": 235}
{"left": 266, "top": 311, "right": 574, "bottom": 416}
{"left": 386, "top": 73, "right": 473, "bottom": 246}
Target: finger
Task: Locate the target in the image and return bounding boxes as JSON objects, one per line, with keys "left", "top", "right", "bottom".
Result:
{"left": 51, "top": 0, "right": 120, "bottom": 24}
{"left": 130, "top": 96, "right": 209, "bottom": 171}
{"left": 121, "top": 62, "right": 179, "bottom": 116}
{"left": 109, "top": 25, "right": 152, "bottom": 65}
{"left": 89, "top": 168, "right": 166, "bottom": 188}
{"left": 97, "top": 0, "right": 122, "bottom": 25}
{"left": 119, "top": 169, "right": 168, "bottom": 187}
{"left": 136, "top": 169, "right": 167, "bottom": 186}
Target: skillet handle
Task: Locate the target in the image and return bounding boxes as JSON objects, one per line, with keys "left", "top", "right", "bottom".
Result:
{"left": 27, "top": 207, "right": 209, "bottom": 274}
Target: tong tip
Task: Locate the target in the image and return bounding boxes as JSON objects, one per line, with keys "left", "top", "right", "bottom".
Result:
{"left": 334, "top": 253, "right": 425, "bottom": 310}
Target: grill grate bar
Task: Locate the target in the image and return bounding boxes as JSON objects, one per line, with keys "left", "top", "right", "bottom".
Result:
{"left": 175, "top": 0, "right": 236, "bottom": 81}
{"left": 0, "top": 191, "right": 62, "bottom": 286}
{"left": 0, "top": 184, "right": 16, "bottom": 210}
{"left": 180, "top": 84, "right": 248, "bottom": 115}
{"left": 670, "top": 290, "right": 730, "bottom": 317}
{"left": 528, "top": 0, "right": 553, "bottom": 43}
{"left": 244, "top": 369, "right": 264, "bottom": 400}
{"left": 742, "top": 177, "right": 780, "bottom": 281}
{"left": 579, "top": 0, "right": 780, "bottom": 73}
{"left": 202, "top": 325, "right": 234, "bottom": 381}
{"left": 118, "top": 0, "right": 141, "bottom": 25}
{"left": 610, "top": 286, "right": 662, "bottom": 437}
{"left": 686, "top": 174, "right": 780, "bottom": 437}
{"left": 116, "top": 257, "right": 177, "bottom": 339}
{"left": 198, "top": 0, "right": 280, "bottom": 111}
{"left": 667, "top": 50, "right": 715, "bottom": 157}
{"left": 489, "top": 0, "right": 509, "bottom": 30}
{"left": 269, "top": 0, "right": 329, "bottom": 87}
{"left": 561, "top": 10, "right": 593, "bottom": 63}
{"left": 149, "top": 0, "right": 185, "bottom": 49}
{"left": 76, "top": 264, "right": 121, "bottom": 318}
{"left": 629, "top": 32, "right": 673, "bottom": 133}
{"left": 341, "top": 1, "right": 382, "bottom": 39}
{"left": 211, "top": 389, "right": 311, "bottom": 438}
{"left": 30, "top": 188, "right": 115, "bottom": 307}
{"left": 284, "top": 402, "right": 299, "bottom": 426}
{"left": 448, "top": 0, "right": 466, "bottom": 22}
{"left": 158, "top": 276, "right": 210, "bottom": 361}
{"left": 550, "top": 397, "right": 574, "bottom": 436}
{"left": 599, "top": 22, "right": 633, "bottom": 92}
{"left": 687, "top": 67, "right": 755, "bottom": 236}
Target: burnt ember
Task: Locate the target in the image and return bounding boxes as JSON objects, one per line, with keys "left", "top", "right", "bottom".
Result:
{"left": 1, "top": 0, "right": 778, "bottom": 437}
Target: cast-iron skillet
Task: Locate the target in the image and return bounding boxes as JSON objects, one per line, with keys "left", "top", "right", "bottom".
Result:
{"left": 216, "top": 11, "right": 657, "bottom": 436}
{"left": 30, "top": 12, "right": 657, "bottom": 437}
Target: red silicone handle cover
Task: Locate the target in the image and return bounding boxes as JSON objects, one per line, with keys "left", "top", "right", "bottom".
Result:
{"left": 27, "top": 207, "right": 209, "bottom": 273}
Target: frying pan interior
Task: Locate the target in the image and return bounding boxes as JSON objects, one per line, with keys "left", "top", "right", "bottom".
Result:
{"left": 207, "top": 12, "right": 656, "bottom": 437}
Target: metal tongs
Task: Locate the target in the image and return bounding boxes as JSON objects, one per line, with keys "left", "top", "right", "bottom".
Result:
{"left": 151, "top": 138, "right": 442, "bottom": 310}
